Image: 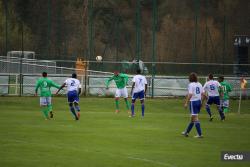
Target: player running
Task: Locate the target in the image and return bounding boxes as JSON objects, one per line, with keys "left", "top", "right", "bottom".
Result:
{"left": 182, "top": 72, "right": 204, "bottom": 138}
{"left": 130, "top": 69, "right": 147, "bottom": 118}
{"left": 218, "top": 76, "right": 232, "bottom": 113}
{"left": 35, "top": 72, "right": 60, "bottom": 120}
{"left": 203, "top": 74, "right": 225, "bottom": 121}
{"left": 56, "top": 73, "right": 82, "bottom": 120}
{"left": 105, "top": 71, "right": 130, "bottom": 114}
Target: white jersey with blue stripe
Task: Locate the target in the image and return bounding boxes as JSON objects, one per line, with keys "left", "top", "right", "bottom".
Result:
{"left": 64, "top": 78, "right": 81, "bottom": 92}
{"left": 132, "top": 75, "right": 147, "bottom": 93}
{"left": 188, "top": 82, "right": 203, "bottom": 101}
{"left": 203, "top": 80, "right": 221, "bottom": 97}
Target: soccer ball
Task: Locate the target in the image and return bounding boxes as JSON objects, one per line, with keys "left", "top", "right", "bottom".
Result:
{"left": 96, "top": 56, "right": 102, "bottom": 62}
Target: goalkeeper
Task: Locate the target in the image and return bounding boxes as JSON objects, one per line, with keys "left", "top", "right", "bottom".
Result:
{"left": 35, "top": 72, "right": 60, "bottom": 120}
{"left": 105, "top": 71, "right": 130, "bottom": 114}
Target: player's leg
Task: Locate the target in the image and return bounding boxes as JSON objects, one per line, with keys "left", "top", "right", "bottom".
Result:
{"left": 131, "top": 99, "right": 136, "bottom": 117}
{"left": 183, "top": 101, "right": 202, "bottom": 137}
{"left": 131, "top": 91, "right": 139, "bottom": 117}
{"left": 205, "top": 97, "right": 213, "bottom": 121}
{"left": 40, "top": 97, "right": 50, "bottom": 119}
{"left": 74, "top": 102, "right": 80, "bottom": 119}
{"left": 73, "top": 92, "right": 80, "bottom": 119}
{"left": 122, "top": 87, "right": 130, "bottom": 114}
{"left": 193, "top": 100, "right": 202, "bottom": 137}
{"left": 69, "top": 102, "right": 78, "bottom": 120}
{"left": 139, "top": 91, "right": 145, "bottom": 117}
{"left": 215, "top": 96, "right": 225, "bottom": 121}
{"left": 193, "top": 115, "right": 202, "bottom": 138}
{"left": 115, "top": 89, "right": 121, "bottom": 113}
{"left": 67, "top": 91, "right": 78, "bottom": 120}
{"left": 182, "top": 102, "right": 194, "bottom": 136}
{"left": 47, "top": 97, "right": 53, "bottom": 118}
{"left": 222, "top": 100, "right": 229, "bottom": 113}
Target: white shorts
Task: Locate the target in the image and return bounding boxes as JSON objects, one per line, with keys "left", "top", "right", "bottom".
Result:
{"left": 221, "top": 99, "right": 229, "bottom": 108}
{"left": 40, "top": 97, "right": 51, "bottom": 106}
{"left": 115, "top": 87, "right": 128, "bottom": 98}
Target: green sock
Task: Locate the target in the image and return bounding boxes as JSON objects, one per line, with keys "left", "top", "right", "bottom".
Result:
{"left": 115, "top": 100, "right": 119, "bottom": 110}
{"left": 48, "top": 104, "right": 52, "bottom": 112}
{"left": 42, "top": 107, "right": 49, "bottom": 118}
{"left": 125, "top": 100, "right": 130, "bottom": 110}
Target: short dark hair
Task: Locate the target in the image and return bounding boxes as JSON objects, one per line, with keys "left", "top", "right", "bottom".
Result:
{"left": 208, "top": 73, "right": 213, "bottom": 80}
{"left": 42, "top": 72, "right": 47, "bottom": 77}
{"left": 136, "top": 69, "right": 141, "bottom": 74}
{"left": 189, "top": 72, "right": 198, "bottom": 82}
{"left": 218, "top": 76, "right": 224, "bottom": 82}
{"left": 72, "top": 73, "right": 77, "bottom": 78}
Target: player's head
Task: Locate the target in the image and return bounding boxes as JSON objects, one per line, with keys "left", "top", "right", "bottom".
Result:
{"left": 208, "top": 73, "right": 214, "bottom": 80}
{"left": 114, "top": 71, "right": 119, "bottom": 76}
{"left": 136, "top": 69, "right": 141, "bottom": 74}
{"left": 189, "top": 72, "right": 198, "bottom": 82}
{"left": 72, "top": 73, "right": 77, "bottom": 78}
{"left": 42, "top": 72, "right": 47, "bottom": 77}
{"left": 218, "top": 76, "right": 224, "bottom": 82}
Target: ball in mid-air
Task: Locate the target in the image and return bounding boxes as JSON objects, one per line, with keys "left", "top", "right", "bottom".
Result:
{"left": 96, "top": 56, "right": 102, "bottom": 62}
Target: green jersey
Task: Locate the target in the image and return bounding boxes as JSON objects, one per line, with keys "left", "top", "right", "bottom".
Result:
{"left": 35, "top": 77, "right": 60, "bottom": 97}
{"left": 220, "top": 81, "right": 232, "bottom": 100}
{"left": 105, "top": 73, "right": 129, "bottom": 89}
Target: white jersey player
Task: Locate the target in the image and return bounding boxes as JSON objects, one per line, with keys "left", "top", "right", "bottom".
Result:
{"left": 203, "top": 74, "right": 225, "bottom": 121}
{"left": 56, "top": 73, "right": 82, "bottom": 120}
{"left": 130, "top": 69, "right": 147, "bottom": 117}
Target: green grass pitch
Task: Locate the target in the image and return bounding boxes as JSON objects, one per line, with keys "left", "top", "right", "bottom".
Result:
{"left": 0, "top": 97, "right": 250, "bottom": 167}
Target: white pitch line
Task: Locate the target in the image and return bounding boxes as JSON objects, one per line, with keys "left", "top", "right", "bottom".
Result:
{"left": 127, "top": 156, "right": 177, "bottom": 167}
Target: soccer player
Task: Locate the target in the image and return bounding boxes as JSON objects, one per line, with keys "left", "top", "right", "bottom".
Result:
{"left": 130, "top": 69, "right": 147, "bottom": 118}
{"left": 182, "top": 72, "right": 204, "bottom": 138}
{"left": 105, "top": 71, "right": 130, "bottom": 114}
{"left": 35, "top": 72, "right": 60, "bottom": 120}
{"left": 218, "top": 76, "right": 232, "bottom": 113}
{"left": 203, "top": 74, "right": 225, "bottom": 121}
{"left": 56, "top": 73, "right": 81, "bottom": 120}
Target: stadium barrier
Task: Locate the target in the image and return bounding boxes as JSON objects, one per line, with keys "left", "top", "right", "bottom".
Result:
{"left": 0, "top": 73, "right": 249, "bottom": 98}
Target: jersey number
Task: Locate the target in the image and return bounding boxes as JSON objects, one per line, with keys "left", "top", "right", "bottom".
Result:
{"left": 71, "top": 80, "right": 75, "bottom": 86}
{"left": 210, "top": 85, "right": 215, "bottom": 90}
{"left": 196, "top": 87, "right": 200, "bottom": 94}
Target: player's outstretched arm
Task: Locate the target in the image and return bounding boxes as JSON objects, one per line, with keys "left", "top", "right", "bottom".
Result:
{"left": 56, "top": 83, "right": 66, "bottom": 95}
{"left": 105, "top": 76, "right": 114, "bottom": 89}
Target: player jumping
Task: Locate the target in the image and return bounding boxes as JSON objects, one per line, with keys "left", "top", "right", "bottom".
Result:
{"left": 105, "top": 71, "right": 130, "bottom": 114}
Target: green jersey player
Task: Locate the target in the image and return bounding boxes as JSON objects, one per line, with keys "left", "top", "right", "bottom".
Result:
{"left": 105, "top": 71, "right": 130, "bottom": 114}
{"left": 35, "top": 72, "right": 60, "bottom": 120}
{"left": 218, "top": 76, "right": 232, "bottom": 113}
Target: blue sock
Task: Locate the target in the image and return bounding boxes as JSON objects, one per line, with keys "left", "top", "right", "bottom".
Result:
{"left": 186, "top": 122, "right": 194, "bottom": 134}
{"left": 131, "top": 103, "right": 135, "bottom": 116}
{"left": 141, "top": 103, "right": 145, "bottom": 117}
{"left": 70, "top": 106, "right": 77, "bottom": 118}
{"left": 75, "top": 105, "right": 80, "bottom": 112}
{"left": 195, "top": 121, "right": 202, "bottom": 136}
{"left": 205, "top": 104, "right": 212, "bottom": 117}
{"left": 218, "top": 106, "right": 225, "bottom": 119}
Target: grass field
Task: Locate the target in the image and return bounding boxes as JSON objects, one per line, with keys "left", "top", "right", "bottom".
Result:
{"left": 0, "top": 97, "right": 250, "bottom": 167}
